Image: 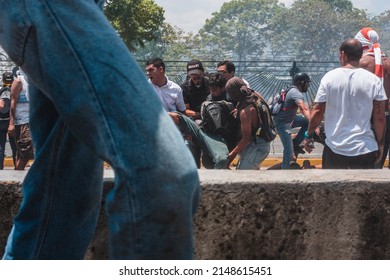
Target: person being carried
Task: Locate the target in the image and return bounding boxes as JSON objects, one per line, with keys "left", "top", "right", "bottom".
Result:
{"left": 355, "top": 27, "right": 390, "bottom": 168}
{"left": 272, "top": 72, "right": 311, "bottom": 169}
{"left": 171, "top": 73, "right": 238, "bottom": 169}
{"left": 304, "top": 39, "right": 386, "bottom": 169}
{"left": 225, "top": 77, "right": 271, "bottom": 169}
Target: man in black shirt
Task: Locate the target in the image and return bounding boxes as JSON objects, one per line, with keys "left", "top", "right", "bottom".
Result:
{"left": 181, "top": 59, "right": 210, "bottom": 167}
{"left": 181, "top": 59, "right": 210, "bottom": 122}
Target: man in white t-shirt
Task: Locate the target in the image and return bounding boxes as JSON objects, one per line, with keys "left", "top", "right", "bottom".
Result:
{"left": 355, "top": 27, "right": 390, "bottom": 168}
{"left": 304, "top": 39, "right": 387, "bottom": 169}
{"left": 146, "top": 58, "right": 186, "bottom": 123}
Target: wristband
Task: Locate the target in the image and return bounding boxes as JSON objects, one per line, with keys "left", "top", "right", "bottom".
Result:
{"left": 304, "top": 131, "right": 314, "bottom": 139}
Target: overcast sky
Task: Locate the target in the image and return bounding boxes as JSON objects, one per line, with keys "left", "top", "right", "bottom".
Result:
{"left": 153, "top": 0, "right": 390, "bottom": 33}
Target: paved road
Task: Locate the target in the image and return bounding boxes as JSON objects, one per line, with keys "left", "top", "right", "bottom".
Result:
{"left": 268, "top": 135, "right": 323, "bottom": 159}
{"left": 2, "top": 133, "right": 325, "bottom": 169}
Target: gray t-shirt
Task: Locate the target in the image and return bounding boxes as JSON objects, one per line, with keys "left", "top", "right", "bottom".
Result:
{"left": 273, "top": 86, "right": 303, "bottom": 123}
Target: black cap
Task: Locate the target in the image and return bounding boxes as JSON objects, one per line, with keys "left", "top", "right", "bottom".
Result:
{"left": 2, "top": 71, "right": 13, "bottom": 84}
{"left": 187, "top": 59, "right": 204, "bottom": 75}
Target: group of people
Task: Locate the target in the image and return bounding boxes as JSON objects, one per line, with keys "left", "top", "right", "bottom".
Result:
{"left": 0, "top": 69, "right": 34, "bottom": 170}
{"left": 0, "top": 0, "right": 388, "bottom": 260}
{"left": 3, "top": 28, "right": 387, "bottom": 172}
{"left": 145, "top": 28, "right": 390, "bottom": 171}
{"left": 146, "top": 58, "right": 271, "bottom": 170}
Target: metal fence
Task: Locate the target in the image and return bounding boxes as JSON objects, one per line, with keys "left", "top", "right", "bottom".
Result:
{"left": 151, "top": 60, "right": 340, "bottom": 106}
{"left": 2, "top": 58, "right": 340, "bottom": 106}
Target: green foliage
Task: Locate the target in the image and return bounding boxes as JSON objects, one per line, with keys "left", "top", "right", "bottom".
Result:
{"left": 198, "top": 0, "right": 284, "bottom": 62}
{"left": 104, "top": 0, "right": 164, "bottom": 51}
{"left": 125, "top": 0, "right": 390, "bottom": 62}
{"left": 194, "top": 0, "right": 374, "bottom": 62}
{"left": 322, "top": 0, "right": 353, "bottom": 12}
{"left": 371, "top": 10, "right": 390, "bottom": 55}
{"left": 132, "top": 23, "right": 198, "bottom": 61}
{"left": 271, "top": 0, "right": 370, "bottom": 61}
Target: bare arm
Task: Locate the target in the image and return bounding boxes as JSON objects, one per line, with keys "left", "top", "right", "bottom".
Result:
{"left": 184, "top": 106, "right": 200, "bottom": 119}
{"left": 373, "top": 99, "right": 386, "bottom": 164}
{"left": 360, "top": 56, "right": 390, "bottom": 111}
{"left": 296, "top": 99, "right": 311, "bottom": 120}
{"left": 227, "top": 105, "right": 256, "bottom": 166}
{"left": 304, "top": 102, "right": 325, "bottom": 152}
{"left": 0, "top": 98, "right": 4, "bottom": 111}
{"left": 8, "top": 79, "right": 22, "bottom": 136}
{"left": 383, "top": 59, "right": 390, "bottom": 111}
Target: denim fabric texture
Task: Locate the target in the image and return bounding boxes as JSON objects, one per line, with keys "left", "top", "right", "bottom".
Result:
{"left": 177, "top": 113, "right": 229, "bottom": 169}
{"left": 177, "top": 113, "right": 270, "bottom": 169}
{"left": 0, "top": 0, "right": 199, "bottom": 259}
{"left": 236, "top": 137, "right": 270, "bottom": 170}
{"left": 274, "top": 115, "right": 308, "bottom": 169}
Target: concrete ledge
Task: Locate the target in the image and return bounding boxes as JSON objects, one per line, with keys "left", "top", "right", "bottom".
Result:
{"left": 1, "top": 169, "right": 390, "bottom": 259}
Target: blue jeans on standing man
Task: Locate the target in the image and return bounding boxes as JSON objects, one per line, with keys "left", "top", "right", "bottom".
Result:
{"left": 274, "top": 115, "right": 308, "bottom": 169}
{"left": 0, "top": 0, "right": 199, "bottom": 259}
{"left": 0, "top": 120, "right": 9, "bottom": 169}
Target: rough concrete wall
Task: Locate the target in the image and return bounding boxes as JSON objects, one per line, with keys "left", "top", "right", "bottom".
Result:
{"left": 194, "top": 170, "right": 390, "bottom": 259}
{"left": 1, "top": 170, "right": 390, "bottom": 259}
{"left": 0, "top": 181, "right": 22, "bottom": 254}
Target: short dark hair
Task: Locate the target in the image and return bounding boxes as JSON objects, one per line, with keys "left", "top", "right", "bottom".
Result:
{"left": 217, "top": 60, "right": 235, "bottom": 74}
{"left": 339, "top": 39, "right": 363, "bottom": 62}
{"left": 146, "top": 57, "right": 165, "bottom": 72}
{"left": 208, "top": 73, "right": 227, "bottom": 88}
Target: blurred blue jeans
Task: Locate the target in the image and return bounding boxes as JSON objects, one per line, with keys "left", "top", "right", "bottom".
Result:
{"left": 274, "top": 115, "right": 308, "bottom": 169}
{"left": 0, "top": 0, "right": 199, "bottom": 259}
{"left": 236, "top": 137, "right": 270, "bottom": 170}
{"left": 177, "top": 113, "right": 229, "bottom": 169}
{"left": 177, "top": 113, "right": 269, "bottom": 169}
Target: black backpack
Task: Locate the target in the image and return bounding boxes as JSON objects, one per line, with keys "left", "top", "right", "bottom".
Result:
{"left": 253, "top": 95, "right": 277, "bottom": 142}
{"left": 200, "top": 100, "right": 238, "bottom": 148}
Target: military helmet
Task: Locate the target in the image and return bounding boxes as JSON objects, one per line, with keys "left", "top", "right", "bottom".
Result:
{"left": 293, "top": 72, "right": 311, "bottom": 83}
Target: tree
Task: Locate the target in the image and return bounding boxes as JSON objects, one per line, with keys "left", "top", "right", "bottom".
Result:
{"left": 104, "top": 0, "right": 164, "bottom": 51}
{"left": 132, "top": 23, "right": 198, "bottom": 61}
{"left": 372, "top": 10, "right": 390, "bottom": 55}
{"left": 270, "top": 0, "right": 370, "bottom": 61}
{"left": 198, "top": 0, "right": 284, "bottom": 63}
{"left": 322, "top": 0, "right": 353, "bottom": 12}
